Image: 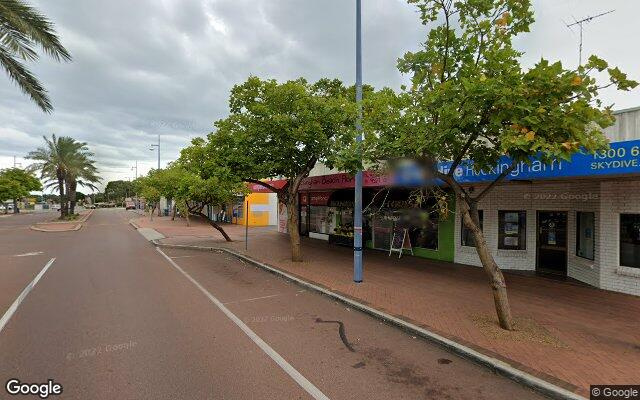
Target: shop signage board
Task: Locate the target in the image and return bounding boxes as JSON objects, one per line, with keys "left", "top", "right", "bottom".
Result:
{"left": 299, "top": 191, "right": 332, "bottom": 206}
{"left": 438, "top": 139, "right": 640, "bottom": 184}
{"left": 249, "top": 139, "right": 640, "bottom": 192}
{"left": 389, "top": 226, "right": 413, "bottom": 258}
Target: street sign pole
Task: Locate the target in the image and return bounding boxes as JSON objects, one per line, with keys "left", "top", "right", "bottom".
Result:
{"left": 245, "top": 200, "right": 249, "bottom": 251}
{"left": 353, "top": 0, "right": 363, "bottom": 283}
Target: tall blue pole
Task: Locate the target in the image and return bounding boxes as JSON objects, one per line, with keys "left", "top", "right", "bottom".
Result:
{"left": 353, "top": 0, "right": 363, "bottom": 283}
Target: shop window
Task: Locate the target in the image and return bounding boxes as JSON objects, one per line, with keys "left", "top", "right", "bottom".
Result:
{"left": 461, "top": 210, "right": 483, "bottom": 247}
{"left": 309, "top": 206, "right": 333, "bottom": 234}
{"left": 411, "top": 213, "right": 438, "bottom": 250}
{"left": 371, "top": 210, "right": 438, "bottom": 251}
{"left": 620, "top": 214, "right": 640, "bottom": 269}
{"left": 576, "top": 212, "right": 595, "bottom": 260}
{"left": 498, "top": 211, "right": 526, "bottom": 250}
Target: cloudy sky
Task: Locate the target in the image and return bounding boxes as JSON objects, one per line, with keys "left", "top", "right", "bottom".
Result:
{"left": 1, "top": 0, "right": 638, "bottom": 191}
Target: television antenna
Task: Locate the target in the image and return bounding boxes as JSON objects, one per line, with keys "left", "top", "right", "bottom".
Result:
{"left": 566, "top": 10, "right": 614, "bottom": 67}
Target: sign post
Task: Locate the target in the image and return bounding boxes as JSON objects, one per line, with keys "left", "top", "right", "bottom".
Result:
{"left": 245, "top": 200, "right": 249, "bottom": 251}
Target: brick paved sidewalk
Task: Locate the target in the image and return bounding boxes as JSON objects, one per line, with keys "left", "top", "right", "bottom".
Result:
{"left": 134, "top": 214, "right": 640, "bottom": 397}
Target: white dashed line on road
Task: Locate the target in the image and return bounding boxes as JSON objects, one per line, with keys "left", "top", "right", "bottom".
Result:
{"left": 13, "top": 251, "right": 44, "bottom": 257}
{"left": 156, "top": 248, "right": 330, "bottom": 400}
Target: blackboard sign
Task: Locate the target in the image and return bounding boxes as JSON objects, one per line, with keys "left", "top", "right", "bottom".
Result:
{"left": 389, "top": 225, "right": 413, "bottom": 258}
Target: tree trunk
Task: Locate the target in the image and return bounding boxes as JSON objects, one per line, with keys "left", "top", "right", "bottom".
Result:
{"left": 171, "top": 204, "right": 176, "bottom": 221}
{"left": 150, "top": 204, "right": 156, "bottom": 221}
{"left": 286, "top": 194, "right": 302, "bottom": 262}
{"left": 460, "top": 198, "right": 514, "bottom": 330}
{"left": 57, "top": 172, "right": 67, "bottom": 218}
{"left": 185, "top": 201, "right": 190, "bottom": 227}
{"left": 12, "top": 199, "right": 19, "bottom": 214}
{"left": 196, "top": 212, "right": 232, "bottom": 241}
{"left": 69, "top": 181, "right": 77, "bottom": 215}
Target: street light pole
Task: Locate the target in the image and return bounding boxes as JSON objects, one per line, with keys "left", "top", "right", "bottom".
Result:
{"left": 353, "top": 0, "right": 364, "bottom": 283}
{"left": 131, "top": 160, "right": 138, "bottom": 179}
{"left": 150, "top": 135, "right": 160, "bottom": 170}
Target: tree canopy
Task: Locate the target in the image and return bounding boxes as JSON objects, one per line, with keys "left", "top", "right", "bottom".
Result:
{"left": 0, "top": 168, "right": 42, "bottom": 212}
{"left": 196, "top": 76, "right": 358, "bottom": 260}
{"left": 104, "top": 180, "right": 135, "bottom": 202}
{"left": 350, "top": 0, "right": 637, "bottom": 330}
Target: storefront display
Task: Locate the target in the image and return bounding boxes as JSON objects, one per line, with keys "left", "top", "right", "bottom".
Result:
{"left": 369, "top": 189, "right": 441, "bottom": 252}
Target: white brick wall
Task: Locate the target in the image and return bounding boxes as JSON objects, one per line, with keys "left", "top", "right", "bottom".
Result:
{"left": 453, "top": 179, "right": 640, "bottom": 294}
{"left": 598, "top": 179, "right": 640, "bottom": 296}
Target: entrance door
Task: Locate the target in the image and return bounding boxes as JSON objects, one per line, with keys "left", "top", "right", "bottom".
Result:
{"left": 536, "top": 211, "right": 568, "bottom": 276}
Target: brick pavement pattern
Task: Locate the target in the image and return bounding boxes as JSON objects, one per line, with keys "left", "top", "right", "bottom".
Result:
{"left": 134, "top": 214, "right": 640, "bottom": 397}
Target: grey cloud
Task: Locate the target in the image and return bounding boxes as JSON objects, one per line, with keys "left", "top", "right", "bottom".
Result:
{"left": 0, "top": 0, "right": 638, "bottom": 189}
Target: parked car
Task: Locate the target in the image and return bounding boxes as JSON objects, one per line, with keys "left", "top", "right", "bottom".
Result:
{"left": 123, "top": 198, "right": 136, "bottom": 210}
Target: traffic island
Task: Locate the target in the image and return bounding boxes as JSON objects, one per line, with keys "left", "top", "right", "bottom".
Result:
{"left": 30, "top": 209, "right": 94, "bottom": 232}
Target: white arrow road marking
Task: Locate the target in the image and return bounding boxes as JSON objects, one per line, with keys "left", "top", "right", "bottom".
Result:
{"left": 157, "top": 248, "right": 330, "bottom": 400}
{"left": 0, "top": 258, "right": 56, "bottom": 334}
{"left": 13, "top": 251, "right": 44, "bottom": 257}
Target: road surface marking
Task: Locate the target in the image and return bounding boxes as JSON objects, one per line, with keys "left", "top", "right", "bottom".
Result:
{"left": 13, "top": 251, "right": 43, "bottom": 257}
{"left": 169, "top": 255, "right": 197, "bottom": 259}
{"left": 223, "top": 293, "right": 283, "bottom": 305}
{"left": 156, "top": 248, "right": 330, "bottom": 400}
{"left": 0, "top": 258, "right": 56, "bottom": 334}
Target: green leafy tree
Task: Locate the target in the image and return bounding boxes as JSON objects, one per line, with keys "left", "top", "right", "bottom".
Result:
{"left": 355, "top": 0, "right": 637, "bottom": 330}
{"left": 176, "top": 148, "right": 249, "bottom": 241}
{"left": 0, "top": 0, "right": 72, "bottom": 112}
{"left": 104, "top": 180, "right": 134, "bottom": 204}
{"left": 203, "top": 76, "right": 356, "bottom": 261}
{"left": 0, "top": 168, "right": 42, "bottom": 213}
{"left": 133, "top": 172, "right": 162, "bottom": 220}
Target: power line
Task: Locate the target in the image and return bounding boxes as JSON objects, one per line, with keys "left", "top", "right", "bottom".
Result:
{"left": 566, "top": 10, "right": 614, "bottom": 67}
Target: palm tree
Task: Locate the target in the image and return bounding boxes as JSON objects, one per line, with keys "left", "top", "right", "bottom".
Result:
{"left": 0, "top": 0, "right": 71, "bottom": 112}
{"left": 27, "top": 135, "right": 97, "bottom": 217}
{"left": 65, "top": 153, "right": 100, "bottom": 215}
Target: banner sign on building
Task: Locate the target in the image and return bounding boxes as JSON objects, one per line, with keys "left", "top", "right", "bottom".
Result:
{"left": 251, "top": 140, "right": 640, "bottom": 191}
{"left": 437, "top": 139, "right": 640, "bottom": 184}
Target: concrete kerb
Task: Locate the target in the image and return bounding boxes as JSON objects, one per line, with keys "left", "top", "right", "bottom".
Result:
{"left": 141, "top": 233, "right": 585, "bottom": 400}
{"left": 30, "top": 223, "right": 82, "bottom": 232}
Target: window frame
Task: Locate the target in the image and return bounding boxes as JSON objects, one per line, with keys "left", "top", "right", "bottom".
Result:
{"left": 620, "top": 213, "right": 640, "bottom": 269}
{"left": 498, "top": 210, "right": 527, "bottom": 250}
{"left": 576, "top": 211, "right": 595, "bottom": 261}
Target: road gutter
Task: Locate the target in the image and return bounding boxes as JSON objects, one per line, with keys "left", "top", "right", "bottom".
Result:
{"left": 129, "top": 220, "right": 585, "bottom": 400}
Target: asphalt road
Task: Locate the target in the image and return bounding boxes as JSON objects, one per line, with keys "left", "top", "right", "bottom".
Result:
{"left": 0, "top": 209, "right": 546, "bottom": 399}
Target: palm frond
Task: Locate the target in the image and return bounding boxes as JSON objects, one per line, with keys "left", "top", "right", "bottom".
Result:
{"left": 0, "top": 0, "right": 71, "bottom": 62}
{"left": 0, "top": 44, "right": 51, "bottom": 112}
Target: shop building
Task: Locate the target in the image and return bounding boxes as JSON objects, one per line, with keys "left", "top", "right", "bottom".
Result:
{"left": 205, "top": 191, "right": 279, "bottom": 227}
{"left": 451, "top": 107, "right": 640, "bottom": 296}
{"left": 251, "top": 107, "right": 640, "bottom": 296}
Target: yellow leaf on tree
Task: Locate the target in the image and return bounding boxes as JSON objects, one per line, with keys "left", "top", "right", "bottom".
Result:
{"left": 571, "top": 76, "right": 583, "bottom": 86}
{"left": 521, "top": 127, "right": 529, "bottom": 134}
{"left": 525, "top": 131, "right": 535, "bottom": 141}
{"left": 561, "top": 142, "right": 573, "bottom": 150}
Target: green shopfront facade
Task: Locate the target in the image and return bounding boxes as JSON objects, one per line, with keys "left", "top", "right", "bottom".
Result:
{"left": 295, "top": 173, "right": 456, "bottom": 262}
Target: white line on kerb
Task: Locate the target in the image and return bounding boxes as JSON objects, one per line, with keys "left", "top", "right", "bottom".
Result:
{"left": 0, "top": 258, "right": 55, "bottom": 334}
{"left": 156, "top": 248, "right": 330, "bottom": 400}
